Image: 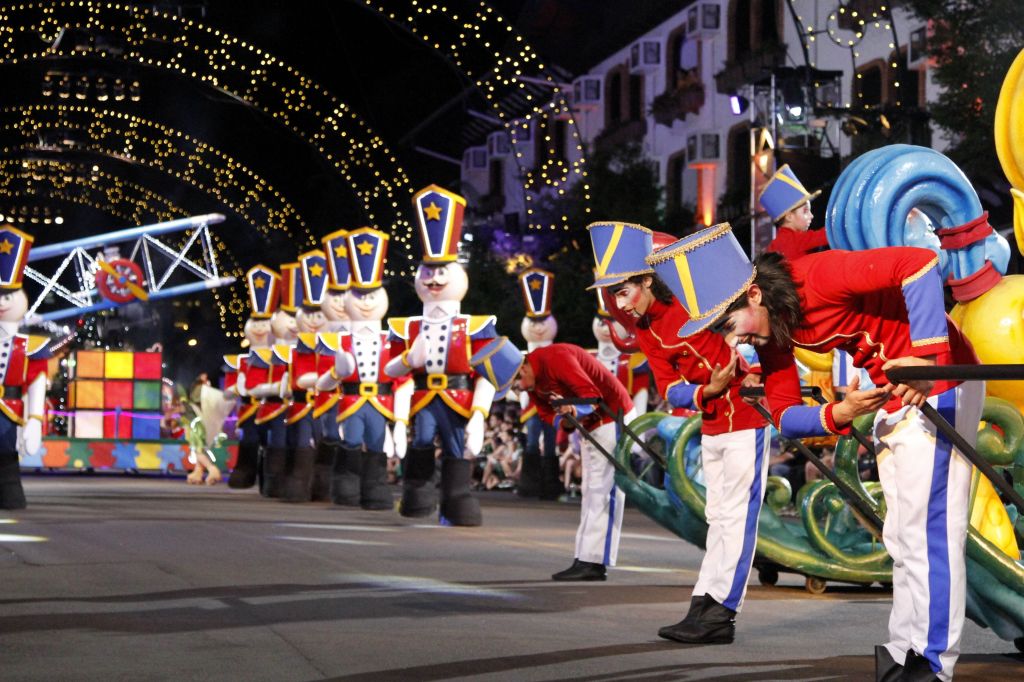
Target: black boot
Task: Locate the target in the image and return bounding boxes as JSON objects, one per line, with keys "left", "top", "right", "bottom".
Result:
{"left": 539, "top": 456, "right": 563, "bottom": 500}
{"left": 283, "top": 447, "right": 316, "bottom": 503}
{"left": 900, "top": 651, "right": 939, "bottom": 681}
{"left": 0, "top": 449, "right": 26, "bottom": 510}
{"left": 551, "top": 559, "right": 606, "bottom": 581}
{"left": 439, "top": 457, "right": 482, "bottom": 526}
{"left": 658, "top": 595, "right": 735, "bottom": 644}
{"left": 310, "top": 441, "right": 336, "bottom": 502}
{"left": 399, "top": 446, "right": 437, "bottom": 518}
{"left": 875, "top": 645, "right": 904, "bottom": 682}
{"left": 261, "top": 446, "right": 288, "bottom": 498}
{"left": 516, "top": 448, "right": 541, "bottom": 498}
{"left": 228, "top": 440, "right": 259, "bottom": 489}
{"left": 331, "top": 446, "right": 362, "bottom": 506}
{"left": 360, "top": 451, "right": 393, "bottom": 510}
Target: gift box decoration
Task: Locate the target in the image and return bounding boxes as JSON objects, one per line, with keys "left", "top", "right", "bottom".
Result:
{"left": 133, "top": 352, "right": 162, "bottom": 380}
{"left": 133, "top": 381, "right": 162, "bottom": 410}
{"left": 103, "top": 411, "right": 133, "bottom": 439}
{"left": 72, "top": 409, "right": 104, "bottom": 439}
{"left": 104, "top": 351, "right": 134, "bottom": 379}
{"left": 74, "top": 350, "right": 105, "bottom": 379}
{"left": 104, "top": 380, "right": 134, "bottom": 409}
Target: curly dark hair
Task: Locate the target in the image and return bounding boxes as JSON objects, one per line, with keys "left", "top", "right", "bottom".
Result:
{"left": 716, "top": 252, "right": 803, "bottom": 347}
{"left": 607, "top": 273, "right": 675, "bottom": 304}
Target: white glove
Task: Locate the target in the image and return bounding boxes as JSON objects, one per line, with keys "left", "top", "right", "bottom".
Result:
{"left": 406, "top": 335, "right": 428, "bottom": 370}
{"left": 21, "top": 418, "right": 42, "bottom": 456}
{"left": 383, "top": 424, "right": 395, "bottom": 457}
{"left": 465, "top": 411, "right": 485, "bottom": 456}
{"left": 392, "top": 420, "right": 408, "bottom": 459}
{"left": 236, "top": 372, "right": 248, "bottom": 397}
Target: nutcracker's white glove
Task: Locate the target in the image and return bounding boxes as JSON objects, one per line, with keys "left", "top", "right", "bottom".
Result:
{"left": 392, "top": 420, "right": 408, "bottom": 459}
{"left": 465, "top": 411, "right": 486, "bottom": 456}
{"left": 21, "top": 417, "right": 42, "bottom": 456}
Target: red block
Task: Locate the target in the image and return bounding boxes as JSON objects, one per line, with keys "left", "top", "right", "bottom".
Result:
{"left": 103, "top": 412, "right": 133, "bottom": 439}
{"left": 133, "top": 352, "right": 163, "bottom": 380}
{"left": 104, "top": 380, "right": 134, "bottom": 409}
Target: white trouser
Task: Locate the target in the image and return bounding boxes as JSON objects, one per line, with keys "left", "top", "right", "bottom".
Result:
{"left": 692, "top": 427, "right": 770, "bottom": 612}
{"left": 875, "top": 381, "right": 985, "bottom": 682}
{"left": 576, "top": 410, "right": 634, "bottom": 566}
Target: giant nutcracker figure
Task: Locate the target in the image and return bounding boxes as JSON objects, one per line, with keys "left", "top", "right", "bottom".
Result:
{"left": 516, "top": 268, "right": 560, "bottom": 499}
{"left": 385, "top": 185, "right": 498, "bottom": 526}
{"left": 256, "top": 261, "right": 299, "bottom": 497}
{"left": 314, "top": 229, "right": 353, "bottom": 501}
{"left": 280, "top": 249, "right": 331, "bottom": 502}
{"left": 592, "top": 290, "right": 650, "bottom": 417}
{"left": 0, "top": 225, "right": 48, "bottom": 510}
{"left": 226, "top": 265, "right": 279, "bottom": 489}
{"left": 317, "top": 227, "right": 397, "bottom": 509}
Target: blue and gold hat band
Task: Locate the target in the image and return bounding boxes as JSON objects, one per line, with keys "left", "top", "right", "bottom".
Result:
{"left": 586, "top": 221, "right": 654, "bottom": 289}
{"left": 470, "top": 336, "right": 524, "bottom": 400}
{"left": 645, "top": 223, "right": 755, "bottom": 338}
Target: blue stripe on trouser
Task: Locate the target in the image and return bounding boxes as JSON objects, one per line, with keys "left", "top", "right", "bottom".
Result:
{"left": 602, "top": 420, "right": 621, "bottom": 565}
{"left": 723, "top": 427, "right": 766, "bottom": 610}
{"left": 924, "top": 390, "right": 956, "bottom": 674}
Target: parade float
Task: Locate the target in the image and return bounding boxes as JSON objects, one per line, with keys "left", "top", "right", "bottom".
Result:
{"left": 608, "top": 49, "right": 1024, "bottom": 651}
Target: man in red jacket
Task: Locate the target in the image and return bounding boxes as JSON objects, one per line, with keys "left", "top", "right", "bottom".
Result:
{"left": 589, "top": 221, "right": 770, "bottom": 645}
{"left": 649, "top": 222, "right": 983, "bottom": 682}
{"left": 515, "top": 342, "right": 635, "bottom": 581}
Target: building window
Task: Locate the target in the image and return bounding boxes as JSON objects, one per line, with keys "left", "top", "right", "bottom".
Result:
{"left": 855, "top": 62, "right": 883, "bottom": 107}
{"left": 628, "top": 74, "right": 644, "bottom": 122}
{"left": 606, "top": 70, "right": 622, "bottom": 125}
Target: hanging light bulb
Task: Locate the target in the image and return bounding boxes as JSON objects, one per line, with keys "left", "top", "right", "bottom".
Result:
{"left": 113, "top": 78, "right": 125, "bottom": 101}
{"left": 129, "top": 80, "right": 141, "bottom": 102}
{"left": 96, "top": 77, "right": 108, "bottom": 101}
{"left": 75, "top": 75, "right": 88, "bottom": 100}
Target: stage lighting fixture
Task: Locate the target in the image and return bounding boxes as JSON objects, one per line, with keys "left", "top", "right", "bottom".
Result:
{"left": 730, "top": 94, "right": 749, "bottom": 115}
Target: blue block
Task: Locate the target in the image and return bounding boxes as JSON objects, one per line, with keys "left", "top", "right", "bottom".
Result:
{"left": 132, "top": 414, "right": 162, "bottom": 440}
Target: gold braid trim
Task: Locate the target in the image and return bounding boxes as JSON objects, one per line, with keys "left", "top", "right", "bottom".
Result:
{"left": 644, "top": 222, "right": 733, "bottom": 266}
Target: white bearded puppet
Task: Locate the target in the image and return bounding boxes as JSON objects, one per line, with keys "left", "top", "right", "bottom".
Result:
{"left": 384, "top": 185, "right": 497, "bottom": 526}
{"left": 592, "top": 289, "right": 649, "bottom": 417}
{"left": 515, "top": 268, "right": 562, "bottom": 499}
{"left": 226, "top": 265, "right": 279, "bottom": 489}
{"left": 251, "top": 261, "right": 299, "bottom": 497}
{"left": 317, "top": 227, "right": 401, "bottom": 510}
{"left": 0, "top": 225, "right": 49, "bottom": 510}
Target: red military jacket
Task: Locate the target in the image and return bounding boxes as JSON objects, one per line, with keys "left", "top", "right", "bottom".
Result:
{"left": 636, "top": 297, "right": 766, "bottom": 436}
{"left": 250, "top": 346, "right": 288, "bottom": 425}
{"left": 336, "top": 325, "right": 399, "bottom": 421}
{"left": 313, "top": 333, "right": 341, "bottom": 419}
{"left": 223, "top": 353, "right": 258, "bottom": 426}
{"left": 759, "top": 247, "right": 977, "bottom": 438}
{"left": 526, "top": 343, "right": 633, "bottom": 430}
{"left": 767, "top": 227, "right": 829, "bottom": 262}
{"left": 0, "top": 334, "right": 50, "bottom": 425}
{"left": 388, "top": 314, "right": 497, "bottom": 418}
{"left": 286, "top": 335, "right": 321, "bottom": 424}
{"left": 591, "top": 347, "right": 651, "bottom": 396}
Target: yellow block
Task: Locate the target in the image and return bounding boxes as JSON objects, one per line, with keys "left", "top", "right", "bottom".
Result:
{"left": 104, "top": 351, "right": 134, "bottom": 379}
{"left": 75, "top": 350, "right": 105, "bottom": 379}
{"left": 134, "top": 442, "right": 164, "bottom": 470}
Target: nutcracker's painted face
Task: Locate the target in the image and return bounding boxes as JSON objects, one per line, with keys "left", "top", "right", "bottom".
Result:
{"left": 345, "top": 287, "right": 389, "bottom": 322}
{"left": 0, "top": 288, "right": 27, "bottom": 323}
{"left": 243, "top": 317, "right": 273, "bottom": 347}
{"left": 270, "top": 309, "right": 298, "bottom": 341}
{"left": 521, "top": 315, "right": 557, "bottom": 344}
{"left": 414, "top": 262, "right": 468, "bottom": 303}
{"left": 297, "top": 307, "right": 327, "bottom": 333}
{"left": 592, "top": 317, "right": 611, "bottom": 343}
{"left": 721, "top": 285, "right": 772, "bottom": 347}
{"left": 322, "top": 289, "right": 350, "bottom": 323}
{"left": 611, "top": 277, "right": 654, "bottom": 318}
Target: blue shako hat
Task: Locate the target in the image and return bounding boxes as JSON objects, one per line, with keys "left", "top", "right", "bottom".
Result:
{"left": 245, "top": 265, "right": 280, "bottom": 319}
{"left": 412, "top": 184, "right": 465, "bottom": 265}
{"left": 298, "top": 249, "right": 329, "bottom": 307}
{"left": 321, "top": 229, "right": 352, "bottom": 291}
{"left": 0, "top": 224, "right": 33, "bottom": 289}
{"left": 758, "top": 164, "right": 822, "bottom": 222}
{"left": 518, "top": 268, "right": 554, "bottom": 318}
{"left": 470, "top": 336, "right": 524, "bottom": 400}
{"left": 586, "top": 222, "right": 654, "bottom": 289}
{"left": 346, "top": 227, "right": 389, "bottom": 289}
{"left": 644, "top": 222, "right": 755, "bottom": 338}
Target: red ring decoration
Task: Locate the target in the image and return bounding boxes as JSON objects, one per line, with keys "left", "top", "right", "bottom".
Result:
{"left": 96, "top": 259, "right": 146, "bottom": 303}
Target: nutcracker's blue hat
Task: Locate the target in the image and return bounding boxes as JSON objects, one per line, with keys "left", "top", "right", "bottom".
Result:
{"left": 413, "top": 184, "right": 465, "bottom": 265}
{"left": 321, "top": 229, "right": 352, "bottom": 291}
{"left": 586, "top": 222, "right": 654, "bottom": 289}
{"left": 758, "top": 164, "right": 821, "bottom": 222}
{"left": 347, "top": 227, "right": 389, "bottom": 290}
{"left": 245, "top": 265, "right": 280, "bottom": 319}
{"left": 299, "top": 250, "right": 329, "bottom": 307}
{"left": 0, "top": 224, "right": 33, "bottom": 290}
{"left": 470, "top": 336, "right": 524, "bottom": 400}
{"left": 518, "top": 268, "right": 554, "bottom": 318}
{"left": 645, "top": 222, "right": 754, "bottom": 338}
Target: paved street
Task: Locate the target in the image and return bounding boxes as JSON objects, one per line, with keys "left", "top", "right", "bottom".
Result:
{"left": 0, "top": 475, "right": 1020, "bottom": 681}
